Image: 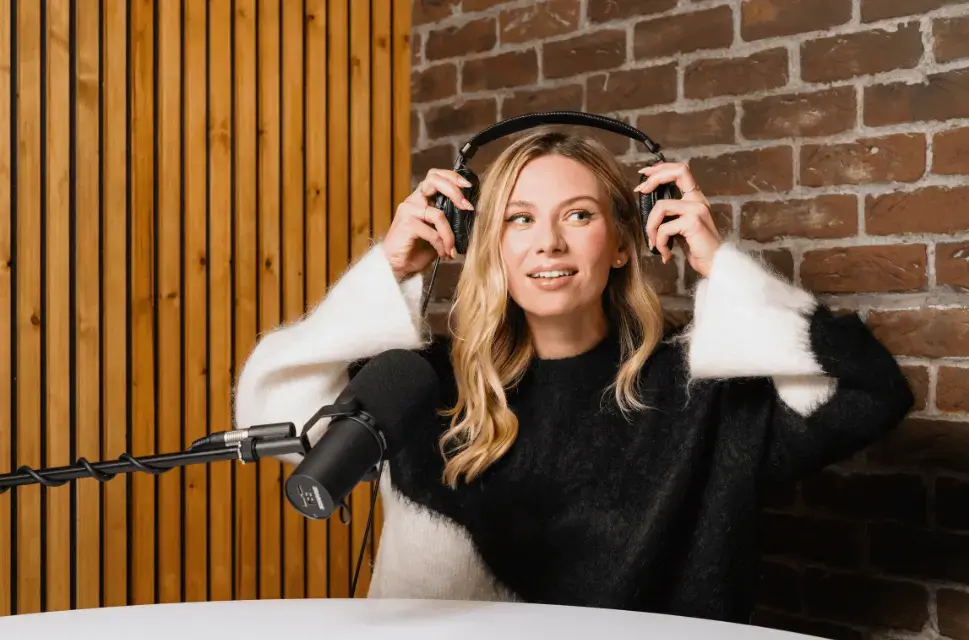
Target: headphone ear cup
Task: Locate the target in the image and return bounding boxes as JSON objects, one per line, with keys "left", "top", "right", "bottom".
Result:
{"left": 442, "top": 167, "right": 479, "bottom": 255}
{"left": 638, "top": 174, "right": 678, "bottom": 256}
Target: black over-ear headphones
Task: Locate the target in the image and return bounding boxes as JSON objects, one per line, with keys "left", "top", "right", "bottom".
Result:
{"left": 419, "top": 110, "right": 680, "bottom": 315}
{"left": 432, "top": 110, "right": 680, "bottom": 256}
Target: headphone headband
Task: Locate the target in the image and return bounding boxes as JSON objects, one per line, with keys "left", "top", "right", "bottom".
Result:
{"left": 455, "top": 110, "right": 664, "bottom": 167}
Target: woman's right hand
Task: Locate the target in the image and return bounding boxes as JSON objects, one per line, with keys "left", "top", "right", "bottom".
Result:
{"left": 381, "top": 168, "right": 475, "bottom": 281}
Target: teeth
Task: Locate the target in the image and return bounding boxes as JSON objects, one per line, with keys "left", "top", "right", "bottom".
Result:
{"left": 529, "top": 270, "right": 576, "bottom": 279}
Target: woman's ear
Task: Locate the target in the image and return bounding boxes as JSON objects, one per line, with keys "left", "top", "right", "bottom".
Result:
{"left": 612, "top": 244, "right": 630, "bottom": 268}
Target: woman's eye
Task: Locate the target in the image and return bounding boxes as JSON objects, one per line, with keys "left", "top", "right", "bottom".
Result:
{"left": 568, "top": 209, "right": 593, "bottom": 221}
{"left": 506, "top": 213, "right": 532, "bottom": 224}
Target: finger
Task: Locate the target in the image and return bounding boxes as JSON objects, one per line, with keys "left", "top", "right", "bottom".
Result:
{"left": 428, "top": 168, "right": 473, "bottom": 189}
{"left": 645, "top": 200, "right": 700, "bottom": 250}
{"left": 408, "top": 214, "right": 449, "bottom": 258}
{"left": 421, "top": 174, "right": 474, "bottom": 211}
{"left": 636, "top": 162, "right": 704, "bottom": 202}
{"left": 654, "top": 217, "right": 688, "bottom": 264}
{"left": 415, "top": 204, "right": 457, "bottom": 258}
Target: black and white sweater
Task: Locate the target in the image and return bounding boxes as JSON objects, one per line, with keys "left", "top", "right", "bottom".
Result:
{"left": 233, "top": 242, "right": 914, "bottom": 623}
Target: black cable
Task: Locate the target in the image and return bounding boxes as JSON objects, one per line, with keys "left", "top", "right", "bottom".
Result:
{"left": 349, "top": 459, "right": 383, "bottom": 599}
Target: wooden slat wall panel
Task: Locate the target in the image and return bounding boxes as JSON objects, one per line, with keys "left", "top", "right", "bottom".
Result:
{"left": 0, "top": 0, "right": 12, "bottom": 617}
{"left": 0, "top": 0, "right": 412, "bottom": 615}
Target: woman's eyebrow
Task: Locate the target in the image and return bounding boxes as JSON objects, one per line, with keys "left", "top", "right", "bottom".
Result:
{"left": 506, "top": 195, "right": 601, "bottom": 209}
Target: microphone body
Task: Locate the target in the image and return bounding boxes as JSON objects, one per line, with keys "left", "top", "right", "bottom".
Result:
{"left": 284, "top": 349, "right": 440, "bottom": 520}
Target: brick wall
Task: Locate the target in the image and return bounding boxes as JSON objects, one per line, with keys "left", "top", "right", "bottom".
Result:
{"left": 408, "top": 0, "right": 969, "bottom": 638}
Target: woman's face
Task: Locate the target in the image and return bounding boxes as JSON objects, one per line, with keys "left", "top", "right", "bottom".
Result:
{"left": 500, "top": 154, "right": 627, "bottom": 322}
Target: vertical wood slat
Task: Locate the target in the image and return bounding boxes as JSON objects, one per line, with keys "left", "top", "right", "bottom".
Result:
{"left": 207, "top": 0, "right": 233, "bottom": 604}
{"left": 232, "top": 0, "right": 258, "bottom": 604}
{"left": 0, "top": 0, "right": 412, "bottom": 614}
{"left": 156, "top": 0, "right": 182, "bottom": 606}
{"left": 129, "top": 0, "right": 155, "bottom": 607}
{"left": 349, "top": 0, "right": 373, "bottom": 598}
{"left": 16, "top": 0, "right": 43, "bottom": 615}
{"left": 101, "top": 0, "right": 128, "bottom": 609}
{"left": 326, "top": 0, "right": 350, "bottom": 600}
{"left": 256, "top": 0, "right": 282, "bottom": 603}
{"left": 73, "top": 0, "right": 101, "bottom": 612}
{"left": 183, "top": 0, "right": 208, "bottom": 604}
{"left": 0, "top": 0, "right": 12, "bottom": 618}
{"left": 303, "top": 0, "right": 328, "bottom": 599}
{"left": 280, "top": 0, "right": 304, "bottom": 602}
{"left": 45, "top": 0, "right": 72, "bottom": 614}
{"left": 369, "top": 0, "right": 394, "bottom": 559}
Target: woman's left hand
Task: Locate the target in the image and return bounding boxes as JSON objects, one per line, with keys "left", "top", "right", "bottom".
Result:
{"left": 634, "top": 161, "right": 722, "bottom": 278}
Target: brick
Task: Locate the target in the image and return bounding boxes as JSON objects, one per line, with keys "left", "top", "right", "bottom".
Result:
{"left": 684, "top": 48, "right": 788, "bottom": 100}
{"left": 756, "top": 561, "right": 801, "bottom": 613}
{"left": 543, "top": 29, "right": 626, "bottom": 79}
{"left": 633, "top": 6, "right": 733, "bottom": 59}
{"left": 741, "top": 87, "right": 856, "bottom": 140}
{"left": 741, "top": 0, "right": 851, "bottom": 41}
{"left": 425, "top": 18, "right": 496, "bottom": 62}
{"left": 502, "top": 85, "right": 583, "bottom": 120}
{"left": 933, "top": 126, "right": 969, "bottom": 175}
{"left": 499, "top": 0, "right": 580, "bottom": 45}
{"left": 800, "top": 134, "right": 926, "bottom": 187}
{"left": 642, "top": 253, "right": 678, "bottom": 295}
{"left": 740, "top": 195, "right": 857, "bottom": 242}
{"left": 412, "top": 63, "right": 458, "bottom": 103}
{"left": 411, "top": 143, "right": 456, "bottom": 185}
{"left": 463, "top": 0, "right": 510, "bottom": 11}
{"left": 801, "top": 245, "right": 926, "bottom": 294}
{"left": 802, "top": 471, "right": 927, "bottom": 524}
{"left": 761, "top": 512, "right": 867, "bottom": 570}
{"left": 412, "top": 111, "right": 421, "bottom": 148}
{"left": 861, "top": 0, "right": 965, "bottom": 22}
{"left": 413, "top": 32, "right": 422, "bottom": 67}
{"left": 935, "top": 15, "right": 969, "bottom": 63}
{"left": 751, "top": 611, "right": 864, "bottom": 640}
{"left": 587, "top": 0, "right": 677, "bottom": 23}
{"left": 587, "top": 64, "right": 677, "bottom": 114}
{"left": 425, "top": 259, "right": 462, "bottom": 303}
{"left": 868, "top": 418, "right": 969, "bottom": 474}
{"left": 899, "top": 365, "right": 929, "bottom": 411}
{"left": 937, "top": 477, "right": 969, "bottom": 531}
{"left": 938, "top": 589, "right": 969, "bottom": 640}
{"left": 424, "top": 98, "right": 497, "bottom": 140}
{"left": 428, "top": 308, "right": 450, "bottom": 336}
{"left": 637, "top": 105, "right": 735, "bottom": 150}
{"left": 938, "top": 366, "right": 969, "bottom": 413}
{"left": 803, "top": 568, "right": 929, "bottom": 631}
{"left": 462, "top": 49, "right": 538, "bottom": 92}
{"left": 690, "top": 146, "right": 793, "bottom": 196}
{"left": 866, "top": 186, "right": 969, "bottom": 236}
{"left": 801, "top": 22, "right": 923, "bottom": 83}
{"left": 938, "top": 242, "right": 969, "bottom": 292}
{"left": 867, "top": 308, "right": 969, "bottom": 358}
{"left": 413, "top": 0, "right": 459, "bottom": 26}
{"left": 761, "top": 249, "right": 794, "bottom": 282}
{"left": 865, "top": 67, "right": 969, "bottom": 126}
{"left": 870, "top": 522, "right": 969, "bottom": 583}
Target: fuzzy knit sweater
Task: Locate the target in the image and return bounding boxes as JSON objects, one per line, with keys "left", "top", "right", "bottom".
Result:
{"left": 233, "top": 242, "right": 914, "bottom": 624}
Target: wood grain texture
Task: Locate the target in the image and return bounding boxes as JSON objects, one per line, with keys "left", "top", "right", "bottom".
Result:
{"left": 0, "top": 0, "right": 411, "bottom": 614}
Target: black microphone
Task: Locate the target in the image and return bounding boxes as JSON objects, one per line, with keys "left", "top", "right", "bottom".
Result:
{"left": 284, "top": 349, "right": 440, "bottom": 520}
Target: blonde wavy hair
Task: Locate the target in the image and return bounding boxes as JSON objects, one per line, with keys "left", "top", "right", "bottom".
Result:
{"left": 439, "top": 126, "right": 666, "bottom": 488}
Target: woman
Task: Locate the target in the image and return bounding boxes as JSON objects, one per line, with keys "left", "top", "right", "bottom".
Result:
{"left": 234, "top": 127, "right": 913, "bottom": 623}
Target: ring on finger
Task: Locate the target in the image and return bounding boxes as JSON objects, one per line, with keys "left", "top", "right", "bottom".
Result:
{"left": 682, "top": 184, "right": 701, "bottom": 195}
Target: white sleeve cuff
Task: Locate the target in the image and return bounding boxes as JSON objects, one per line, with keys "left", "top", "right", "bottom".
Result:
{"left": 686, "top": 243, "right": 836, "bottom": 415}
{"left": 233, "top": 244, "right": 429, "bottom": 464}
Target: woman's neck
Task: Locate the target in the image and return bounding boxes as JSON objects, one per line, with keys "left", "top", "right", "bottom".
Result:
{"left": 525, "top": 307, "right": 609, "bottom": 360}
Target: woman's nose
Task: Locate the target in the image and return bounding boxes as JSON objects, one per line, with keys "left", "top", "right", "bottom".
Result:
{"left": 535, "top": 218, "right": 566, "bottom": 254}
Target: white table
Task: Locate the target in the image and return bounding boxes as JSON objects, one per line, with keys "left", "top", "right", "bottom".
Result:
{"left": 0, "top": 597, "right": 820, "bottom": 639}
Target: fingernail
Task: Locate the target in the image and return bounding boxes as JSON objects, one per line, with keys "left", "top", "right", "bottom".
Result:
{"left": 462, "top": 199, "right": 473, "bottom": 209}
{"left": 458, "top": 178, "right": 472, "bottom": 187}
